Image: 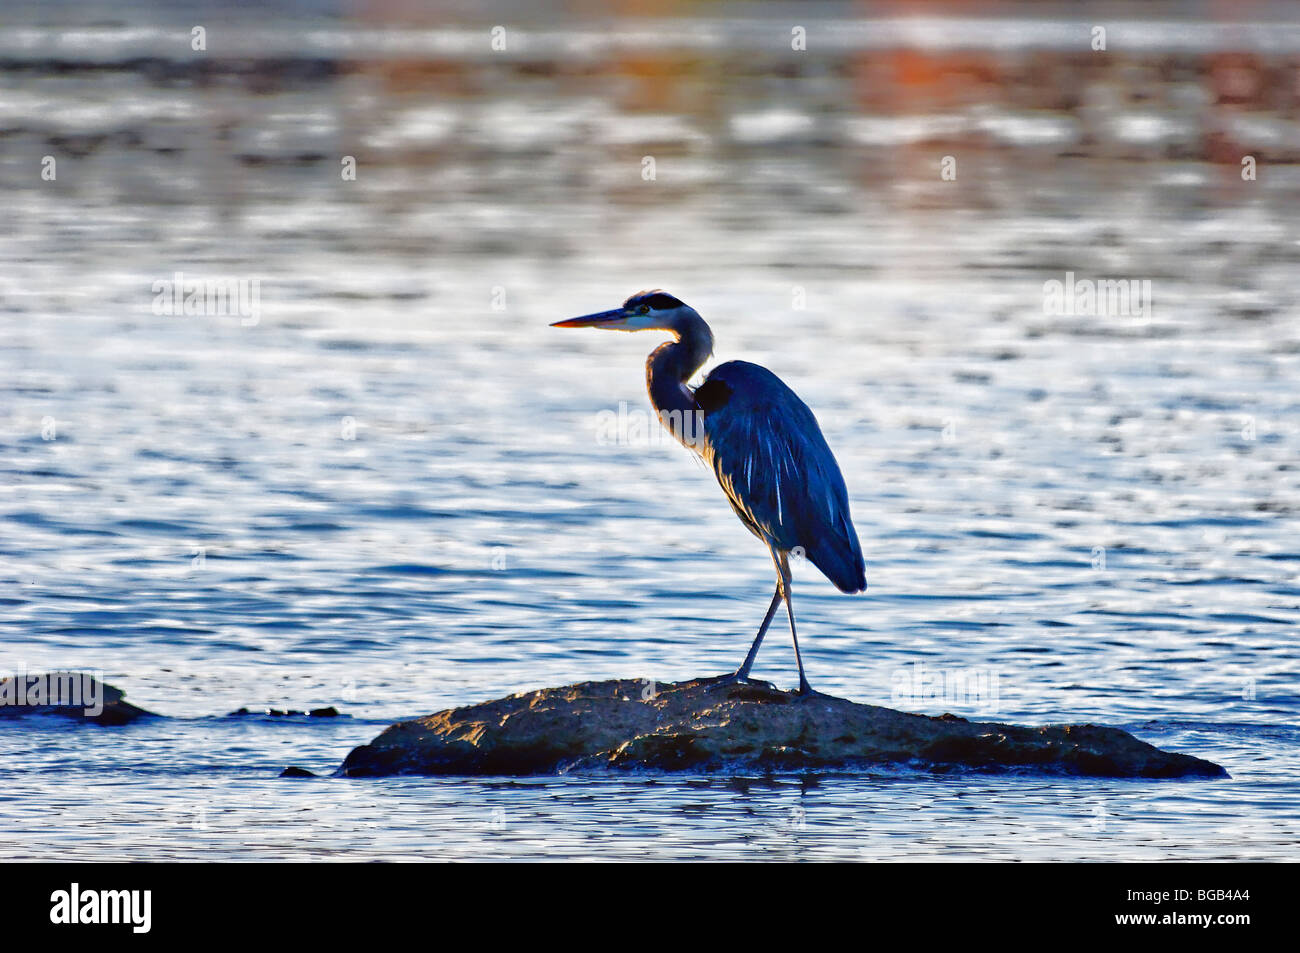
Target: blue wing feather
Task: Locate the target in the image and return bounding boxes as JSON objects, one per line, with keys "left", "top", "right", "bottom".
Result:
{"left": 695, "top": 361, "right": 866, "bottom": 593}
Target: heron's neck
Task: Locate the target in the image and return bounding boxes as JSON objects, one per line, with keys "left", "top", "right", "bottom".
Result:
{"left": 646, "top": 310, "right": 714, "bottom": 422}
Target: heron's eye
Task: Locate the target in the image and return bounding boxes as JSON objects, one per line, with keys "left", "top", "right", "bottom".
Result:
{"left": 638, "top": 305, "right": 650, "bottom": 315}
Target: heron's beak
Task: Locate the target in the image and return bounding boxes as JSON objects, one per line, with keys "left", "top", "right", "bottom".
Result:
{"left": 551, "top": 308, "right": 632, "bottom": 329}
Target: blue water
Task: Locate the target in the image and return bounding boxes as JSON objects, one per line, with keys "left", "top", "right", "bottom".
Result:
{"left": 2, "top": 4, "right": 1299, "bottom": 860}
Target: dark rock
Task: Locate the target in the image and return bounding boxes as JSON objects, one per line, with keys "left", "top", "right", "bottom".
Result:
{"left": 339, "top": 677, "right": 1228, "bottom": 779}
{"left": 231, "top": 706, "right": 341, "bottom": 718}
{"left": 0, "top": 672, "right": 155, "bottom": 725}
{"left": 280, "top": 766, "right": 317, "bottom": 778}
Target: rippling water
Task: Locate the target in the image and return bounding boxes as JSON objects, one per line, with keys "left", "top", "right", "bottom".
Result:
{"left": 2, "top": 2, "right": 1298, "bottom": 860}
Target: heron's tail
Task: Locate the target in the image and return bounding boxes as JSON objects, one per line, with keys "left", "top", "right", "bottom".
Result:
{"left": 806, "top": 532, "right": 867, "bottom": 594}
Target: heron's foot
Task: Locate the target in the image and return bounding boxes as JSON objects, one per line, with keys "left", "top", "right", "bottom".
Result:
{"left": 705, "top": 671, "right": 777, "bottom": 691}
{"left": 796, "top": 680, "right": 831, "bottom": 700}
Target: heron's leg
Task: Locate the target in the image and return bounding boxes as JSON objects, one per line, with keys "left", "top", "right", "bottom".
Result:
{"left": 778, "top": 552, "right": 814, "bottom": 695}
{"left": 734, "top": 583, "right": 782, "bottom": 681}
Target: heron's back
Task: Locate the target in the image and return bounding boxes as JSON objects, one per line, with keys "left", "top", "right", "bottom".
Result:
{"left": 694, "top": 360, "right": 866, "bottom": 593}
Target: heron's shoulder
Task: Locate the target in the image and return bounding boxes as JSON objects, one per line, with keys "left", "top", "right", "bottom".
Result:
{"left": 701, "top": 360, "right": 793, "bottom": 395}
{"left": 698, "top": 360, "right": 808, "bottom": 413}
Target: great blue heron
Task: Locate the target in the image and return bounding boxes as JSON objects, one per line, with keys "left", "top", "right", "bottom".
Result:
{"left": 553, "top": 290, "right": 866, "bottom": 695}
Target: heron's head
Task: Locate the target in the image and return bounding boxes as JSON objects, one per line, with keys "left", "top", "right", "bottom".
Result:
{"left": 551, "top": 290, "right": 700, "bottom": 335}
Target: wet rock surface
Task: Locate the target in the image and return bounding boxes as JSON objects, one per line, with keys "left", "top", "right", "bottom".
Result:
{"left": 340, "top": 677, "right": 1228, "bottom": 779}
